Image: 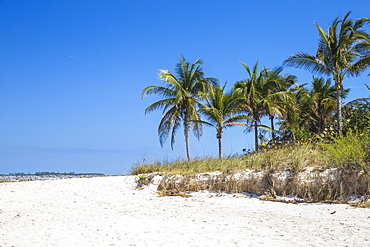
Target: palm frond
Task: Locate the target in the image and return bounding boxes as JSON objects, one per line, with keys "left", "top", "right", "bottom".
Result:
{"left": 283, "top": 53, "right": 329, "bottom": 75}
{"left": 142, "top": 85, "right": 176, "bottom": 99}
{"left": 347, "top": 55, "right": 370, "bottom": 76}
{"left": 144, "top": 98, "right": 175, "bottom": 114}
{"left": 158, "top": 106, "right": 181, "bottom": 148}
{"left": 315, "top": 22, "right": 330, "bottom": 46}
{"left": 239, "top": 61, "right": 252, "bottom": 77}
{"left": 224, "top": 115, "right": 252, "bottom": 125}
{"left": 190, "top": 119, "right": 215, "bottom": 128}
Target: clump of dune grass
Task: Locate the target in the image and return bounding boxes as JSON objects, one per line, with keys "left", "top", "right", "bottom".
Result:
{"left": 244, "top": 143, "right": 331, "bottom": 171}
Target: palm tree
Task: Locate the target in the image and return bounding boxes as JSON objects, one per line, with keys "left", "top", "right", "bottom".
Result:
{"left": 278, "top": 77, "right": 349, "bottom": 141}
{"left": 278, "top": 84, "right": 310, "bottom": 142}
{"left": 142, "top": 55, "right": 217, "bottom": 160}
{"left": 233, "top": 62, "right": 289, "bottom": 151}
{"left": 283, "top": 12, "right": 370, "bottom": 132}
{"left": 260, "top": 67, "right": 296, "bottom": 141}
{"left": 342, "top": 84, "right": 370, "bottom": 132}
{"left": 233, "top": 62, "right": 265, "bottom": 151}
{"left": 198, "top": 84, "right": 250, "bottom": 159}
{"left": 306, "top": 77, "right": 337, "bottom": 134}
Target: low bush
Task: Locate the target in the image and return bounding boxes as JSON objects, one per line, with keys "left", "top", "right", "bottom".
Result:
{"left": 322, "top": 131, "right": 370, "bottom": 175}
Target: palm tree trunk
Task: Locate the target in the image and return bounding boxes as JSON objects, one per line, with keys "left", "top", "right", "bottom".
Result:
{"left": 184, "top": 120, "right": 191, "bottom": 161}
{"left": 336, "top": 84, "right": 342, "bottom": 132}
{"left": 217, "top": 131, "right": 223, "bottom": 159}
{"left": 254, "top": 120, "right": 259, "bottom": 152}
{"left": 270, "top": 116, "right": 275, "bottom": 141}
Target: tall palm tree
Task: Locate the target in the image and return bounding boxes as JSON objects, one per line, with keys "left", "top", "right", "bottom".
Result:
{"left": 283, "top": 12, "right": 370, "bottom": 132}
{"left": 198, "top": 84, "right": 250, "bottom": 159}
{"left": 142, "top": 55, "right": 217, "bottom": 160}
{"left": 233, "top": 62, "right": 265, "bottom": 151}
{"left": 233, "top": 62, "right": 289, "bottom": 151}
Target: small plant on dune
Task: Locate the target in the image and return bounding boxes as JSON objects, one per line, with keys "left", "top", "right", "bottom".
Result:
{"left": 136, "top": 174, "right": 157, "bottom": 189}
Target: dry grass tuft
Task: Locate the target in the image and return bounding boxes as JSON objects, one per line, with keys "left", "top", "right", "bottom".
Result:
{"left": 157, "top": 189, "right": 192, "bottom": 198}
{"left": 354, "top": 199, "right": 370, "bottom": 208}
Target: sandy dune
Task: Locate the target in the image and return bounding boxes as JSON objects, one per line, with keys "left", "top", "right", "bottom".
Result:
{"left": 0, "top": 176, "right": 369, "bottom": 246}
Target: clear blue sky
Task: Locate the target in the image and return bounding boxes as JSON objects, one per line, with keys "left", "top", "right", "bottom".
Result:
{"left": 0, "top": 0, "right": 369, "bottom": 174}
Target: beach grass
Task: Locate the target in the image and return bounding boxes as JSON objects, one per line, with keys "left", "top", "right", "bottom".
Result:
{"left": 131, "top": 130, "right": 369, "bottom": 176}
{"left": 131, "top": 143, "right": 332, "bottom": 175}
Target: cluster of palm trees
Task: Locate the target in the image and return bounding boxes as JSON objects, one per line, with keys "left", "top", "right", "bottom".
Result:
{"left": 142, "top": 12, "right": 370, "bottom": 160}
{"left": 283, "top": 12, "right": 370, "bottom": 131}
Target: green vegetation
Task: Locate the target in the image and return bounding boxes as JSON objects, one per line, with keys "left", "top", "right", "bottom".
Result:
{"left": 132, "top": 136, "right": 370, "bottom": 204}
{"left": 233, "top": 62, "right": 296, "bottom": 151}
{"left": 143, "top": 13, "right": 370, "bottom": 159}
{"left": 132, "top": 130, "right": 369, "bottom": 176}
{"left": 322, "top": 130, "right": 370, "bottom": 174}
{"left": 139, "top": 13, "right": 370, "bottom": 183}
{"left": 137, "top": 12, "right": 370, "bottom": 205}
{"left": 283, "top": 11, "right": 370, "bottom": 132}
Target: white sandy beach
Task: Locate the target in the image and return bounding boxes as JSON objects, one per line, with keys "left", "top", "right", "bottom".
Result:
{"left": 0, "top": 176, "right": 369, "bottom": 247}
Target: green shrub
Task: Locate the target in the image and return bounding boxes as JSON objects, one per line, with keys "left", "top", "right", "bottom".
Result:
{"left": 322, "top": 131, "right": 370, "bottom": 174}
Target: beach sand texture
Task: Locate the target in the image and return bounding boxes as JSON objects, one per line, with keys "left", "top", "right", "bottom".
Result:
{"left": 0, "top": 176, "right": 369, "bottom": 247}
